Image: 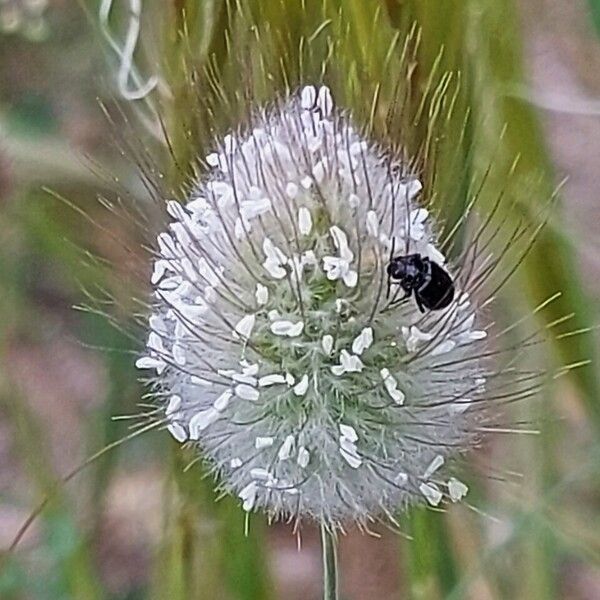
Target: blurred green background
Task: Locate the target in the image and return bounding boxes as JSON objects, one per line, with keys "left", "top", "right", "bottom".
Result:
{"left": 1, "top": 1, "right": 599, "bottom": 599}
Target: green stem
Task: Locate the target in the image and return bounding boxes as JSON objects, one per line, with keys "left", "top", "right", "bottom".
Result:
{"left": 320, "top": 525, "right": 339, "bottom": 600}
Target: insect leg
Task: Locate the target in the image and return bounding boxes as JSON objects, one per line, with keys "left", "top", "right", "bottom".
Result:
{"left": 415, "top": 294, "right": 425, "bottom": 313}
{"left": 388, "top": 288, "right": 411, "bottom": 309}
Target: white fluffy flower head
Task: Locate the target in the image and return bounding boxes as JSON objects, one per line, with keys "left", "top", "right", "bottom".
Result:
{"left": 137, "top": 85, "right": 488, "bottom": 528}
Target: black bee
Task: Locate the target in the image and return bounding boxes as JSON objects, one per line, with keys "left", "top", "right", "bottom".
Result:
{"left": 387, "top": 253, "right": 455, "bottom": 313}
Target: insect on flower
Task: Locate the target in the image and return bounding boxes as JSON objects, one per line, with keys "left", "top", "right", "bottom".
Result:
{"left": 135, "top": 84, "right": 494, "bottom": 530}
{"left": 387, "top": 252, "right": 455, "bottom": 312}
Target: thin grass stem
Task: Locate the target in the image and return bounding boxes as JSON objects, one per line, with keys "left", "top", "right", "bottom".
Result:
{"left": 321, "top": 525, "right": 339, "bottom": 600}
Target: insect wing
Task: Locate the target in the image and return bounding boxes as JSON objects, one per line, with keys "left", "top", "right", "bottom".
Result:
{"left": 421, "top": 262, "right": 454, "bottom": 310}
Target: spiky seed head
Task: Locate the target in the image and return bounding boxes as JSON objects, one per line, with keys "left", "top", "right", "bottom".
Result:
{"left": 136, "top": 85, "right": 487, "bottom": 528}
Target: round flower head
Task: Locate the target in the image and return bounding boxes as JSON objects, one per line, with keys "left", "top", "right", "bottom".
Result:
{"left": 136, "top": 85, "right": 489, "bottom": 529}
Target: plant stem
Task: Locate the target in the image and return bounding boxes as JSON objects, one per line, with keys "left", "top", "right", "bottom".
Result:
{"left": 320, "top": 525, "right": 339, "bottom": 600}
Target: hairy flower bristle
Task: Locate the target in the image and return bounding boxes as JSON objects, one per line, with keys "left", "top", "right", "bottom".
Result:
{"left": 136, "top": 85, "right": 491, "bottom": 528}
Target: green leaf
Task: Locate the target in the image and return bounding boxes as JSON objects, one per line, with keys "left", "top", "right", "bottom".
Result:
{"left": 150, "top": 448, "right": 273, "bottom": 600}
{"left": 588, "top": 0, "right": 600, "bottom": 36}
{"left": 405, "top": 507, "right": 458, "bottom": 600}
